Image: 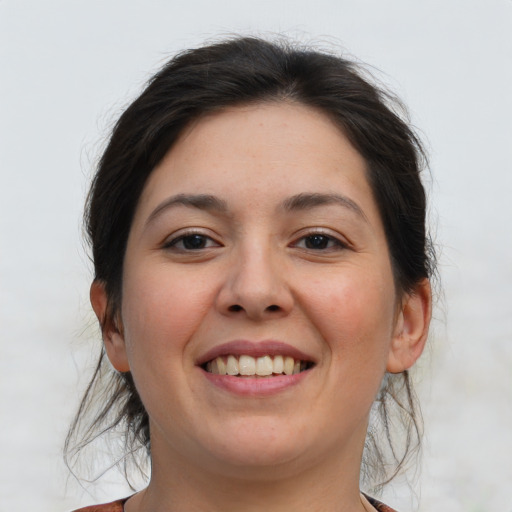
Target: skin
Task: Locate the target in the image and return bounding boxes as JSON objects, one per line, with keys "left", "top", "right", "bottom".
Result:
{"left": 92, "top": 102, "right": 431, "bottom": 512}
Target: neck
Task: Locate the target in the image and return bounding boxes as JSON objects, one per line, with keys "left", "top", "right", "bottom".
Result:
{"left": 126, "top": 429, "right": 369, "bottom": 512}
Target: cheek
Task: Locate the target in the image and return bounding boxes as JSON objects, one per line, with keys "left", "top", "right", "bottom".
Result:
{"left": 120, "top": 266, "right": 215, "bottom": 364}
{"left": 306, "top": 267, "right": 397, "bottom": 364}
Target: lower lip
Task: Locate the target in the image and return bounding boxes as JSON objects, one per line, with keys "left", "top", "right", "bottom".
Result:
{"left": 200, "top": 369, "right": 311, "bottom": 396}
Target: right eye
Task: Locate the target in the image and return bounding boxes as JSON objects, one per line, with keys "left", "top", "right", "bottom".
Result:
{"left": 294, "top": 233, "right": 342, "bottom": 251}
{"left": 164, "top": 233, "right": 220, "bottom": 251}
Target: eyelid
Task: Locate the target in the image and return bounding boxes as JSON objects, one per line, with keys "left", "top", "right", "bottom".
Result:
{"left": 290, "top": 228, "right": 351, "bottom": 250}
{"left": 162, "top": 228, "right": 222, "bottom": 250}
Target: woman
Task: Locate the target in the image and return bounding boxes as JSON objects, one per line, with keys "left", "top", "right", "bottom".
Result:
{"left": 67, "top": 36, "right": 434, "bottom": 512}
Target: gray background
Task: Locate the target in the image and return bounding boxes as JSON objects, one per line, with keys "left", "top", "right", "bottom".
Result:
{"left": 1, "top": 1, "right": 511, "bottom": 511}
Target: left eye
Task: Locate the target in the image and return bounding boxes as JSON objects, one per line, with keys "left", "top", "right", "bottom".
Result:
{"left": 294, "top": 234, "right": 343, "bottom": 250}
{"left": 165, "top": 234, "right": 218, "bottom": 251}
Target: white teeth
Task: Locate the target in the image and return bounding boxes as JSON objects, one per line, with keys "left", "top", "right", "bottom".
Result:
{"left": 273, "top": 355, "right": 284, "bottom": 374}
{"left": 216, "top": 356, "right": 227, "bottom": 375}
{"left": 207, "top": 354, "right": 310, "bottom": 376}
{"left": 256, "top": 355, "right": 273, "bottom": 376}
{"left": 239, "top": 355, "right": 256, "bottom": 375}
{"left": 283, "top": 356, "right": 294, "bottom": 375}
{"left": 226, "top": 355, "right": 239, "bottom": 375}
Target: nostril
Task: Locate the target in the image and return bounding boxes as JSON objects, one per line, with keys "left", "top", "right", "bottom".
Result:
{"left": 226, "top": 304, "right": 283, "bottom": 315}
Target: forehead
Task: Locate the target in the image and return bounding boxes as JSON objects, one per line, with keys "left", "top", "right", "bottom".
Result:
{"left": 135, "top": 102, "right": 379, "bottom": 223}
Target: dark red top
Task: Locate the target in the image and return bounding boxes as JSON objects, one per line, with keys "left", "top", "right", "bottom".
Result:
{"left": 72, "top": 494, "right": 397, "bottom": 511}
{"left": 72, "top": 499, "right": 126, "bottom": 512}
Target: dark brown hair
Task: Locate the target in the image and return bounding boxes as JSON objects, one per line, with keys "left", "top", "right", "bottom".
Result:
{"left": 65, "top": 36, "right": 435, "bottom": 492}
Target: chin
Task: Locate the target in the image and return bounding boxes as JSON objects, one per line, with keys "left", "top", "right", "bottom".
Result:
{"left": 200, "top": 418, "right": 308, "bottom": 472}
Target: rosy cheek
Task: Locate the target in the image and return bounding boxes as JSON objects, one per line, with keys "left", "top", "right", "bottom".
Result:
{"left": 314, "top": 275, "right": 393, "bottom": 342}
{"left": 122, "top": 270, "right": 210, "bottom": 357}
{"left": 320, "top": 277, "right": 369, "bottom": 319}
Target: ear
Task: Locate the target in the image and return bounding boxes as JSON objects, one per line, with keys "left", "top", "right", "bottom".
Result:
{"left": 387, "top": 278, "right": 432, "bottom": 373}
{"left": 90, "top": 280, "right": 130, "bottom": 373}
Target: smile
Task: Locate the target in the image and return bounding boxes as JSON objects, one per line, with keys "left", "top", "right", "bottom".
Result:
{"left": 204, "top": 355, "right": 313, "bottom": 377}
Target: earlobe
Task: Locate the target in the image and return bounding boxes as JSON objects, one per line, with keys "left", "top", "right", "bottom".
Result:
{"left": 387, "top": 279, "right": 432, "bottom": 374}
{"left": 90, "top": 280, "right": 130, "bottom": 373}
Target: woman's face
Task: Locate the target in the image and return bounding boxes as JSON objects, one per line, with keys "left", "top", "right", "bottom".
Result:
{"left": 98, "top": 103, "right": 424, "bottom": 479}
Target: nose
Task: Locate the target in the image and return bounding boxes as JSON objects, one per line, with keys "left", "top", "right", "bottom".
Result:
{"left": 216, "top": 245, "right": 294, "bottom": 321}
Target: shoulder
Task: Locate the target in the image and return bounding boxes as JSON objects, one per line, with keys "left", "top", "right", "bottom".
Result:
{"left": 364, "top": 494, "right": 399, "bottom": 512}
{"left": 71, "top": 498, "right": 128, "bottom": 512}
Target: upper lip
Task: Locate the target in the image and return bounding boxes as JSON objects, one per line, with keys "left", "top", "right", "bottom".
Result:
{"left": 196, "top": 340, "right": 316, "bottom": 367}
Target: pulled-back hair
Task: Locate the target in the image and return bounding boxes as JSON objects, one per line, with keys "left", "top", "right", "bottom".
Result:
{"left": 65, "top": 36, "right": 435, "bottom": 493}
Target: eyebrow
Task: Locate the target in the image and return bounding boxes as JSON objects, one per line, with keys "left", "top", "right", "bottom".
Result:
{"left": 281, "top": 193, "right": 368, "bottom": 221}
{"left": 145, "top": 191, "right": 367, "bottom": 226}
{"left": 145, "top": 194, "right": 228, "bottom": 226}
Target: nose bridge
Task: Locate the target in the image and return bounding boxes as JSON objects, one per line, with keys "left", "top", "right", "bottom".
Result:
{"left": 218, "top": 234, "right": 293, "bottom": 319}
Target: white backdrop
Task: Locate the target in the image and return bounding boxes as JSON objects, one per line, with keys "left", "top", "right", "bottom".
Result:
{"left": 1, "top": 1, "right": 511, "bottom": 511}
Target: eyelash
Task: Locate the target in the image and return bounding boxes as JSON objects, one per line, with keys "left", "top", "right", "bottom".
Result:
{"left": 292, "top": 231, "right": 347, "bottom": 251}
{"left": 163, "top": 231, "right": 220, "bottom": 251}
{"left": 162, "top": 230, "right": 348, "bottom": 253}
